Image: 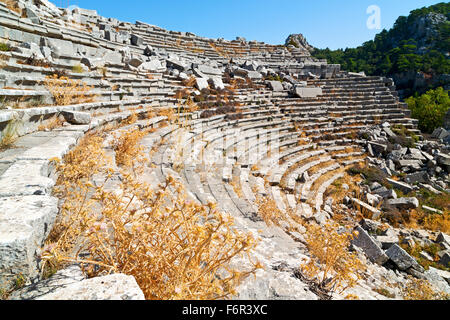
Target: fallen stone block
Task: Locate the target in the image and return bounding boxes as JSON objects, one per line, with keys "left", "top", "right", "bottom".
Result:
{"left": 350, "top": 198, "right": 381, "bottom": 219}
{"left": 386, "top": 178, "right": 413, "bottom": 194}
{"left": 374, "top": 235, "right": 399, "bottom": 250}
{"left": 209, "top": 77, "right": 225, "bottom": 90}
{"left": 130, "top": 34, "right": 144, "bottom": 47}
{"left": 267, "top": 81, "right": 283, "bottom": 92}
{"left": 385, "top": 244, "right": 424, "bottom": 272}
{"left": 62, "top": 111, "right": 91, "bottom": 125}
{"left": 292, "top": 86, "right": 322, "bottom": 98}
{"left": 432, "top": 128, "right": 449, "bottom": 140}
{"left": 387, "top": 197, "right": 419, "bottom": 210}
{"left": 195, "top": 77, "right": 209, "bottom": 91}
{"left": 351, "top": 226, "right": 389, "bottom": 265}
{"left": 405, "top": 171, "right": 429, "bottom": 185}
{"left": 436, "top": 232, "right": 450, "bottom": 246}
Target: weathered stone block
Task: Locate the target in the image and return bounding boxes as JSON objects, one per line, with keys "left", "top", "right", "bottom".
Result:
{"left": 351, "top": 226, "right": 389, "bottom": 265}
{"left": 0, "top": 196, "right": 58, "bottom": 290}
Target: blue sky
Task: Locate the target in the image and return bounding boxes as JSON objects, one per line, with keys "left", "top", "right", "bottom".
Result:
{"left": 50, "top": 0, "right": 444, "bottom": 49}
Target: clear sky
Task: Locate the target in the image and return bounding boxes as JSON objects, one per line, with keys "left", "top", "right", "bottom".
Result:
{"left": 50, "top": 0, "right": 445, "bottom": 49}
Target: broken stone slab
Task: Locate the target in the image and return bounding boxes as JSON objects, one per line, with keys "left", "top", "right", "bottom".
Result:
{"left": 359, "top": 218, "right": 384, "bottom": 233}
{"left": 194, "top": 65, "right": 222, "bottom": 77}
{"left": 209, "top": 77, "right": 225, "bottom": 90}
{"left": 405, "top": 171, "right": 429, "bottom": 185}
{"left": 436, "top": 232, "right": 450, "bottom": 246}
{"left": 0, "top": 196, "right": 58, "bottom": 290}
{"left": 195, "top": 77, "right": 209, "bottom": 91}
{"left": 406, "top": 148, "right": 427, "bottom": 161}
{"left": 368, "top": 141, "right": 387, "bottom": 155}
{"left": 350, "top": 198, "right": 381, "bottom": 220}
{"left": 62, "top": 111, "right": 91, "bottom": 125}
{"left": 80, "top": 57, "right": 104, "bottom": 69}
{"left": 436, "top": 153, "right": 450, "bottom": 172}
{"left": 432, "top": 128, "right": 449, "bottom": 140}
{"left": 351, "top": 226, "right": 389, "bottom": 265}
{"left": 374, "top": 235, "right": 399, "bottom": 250}
{"left": 439, "top": 251, "right": 450, "bottom": 268}
{"left": 422, "top": 205, "right": 443, "bottom": 215}
{"left": 387, "top": 197, "right": 419, "bottom": 210}
{"left": 419, "top": 251, "right": 434, "bottom": 262}
{"left": 427, "top": 267, "right": 450, "bottom": 285}
{"left": 267, "top": 81, "right": 283, "bottom": 92}
{"left": 130, "top": 34, "right": 144, "bottom": 47}
{"left": 372, "top": 187, "right": 397, "bottom": 199}
{"left": 385, "top": 244, "right": 424, "bottom": 272}
{"left": 386, "top": 178, "right": 413, "bottom": 194}
{"left": 9, "top": 265, "right": 85, "bottom": 300}
{"left": 397, "top": 159, "right": 423, "bottom": 171}
{"left": 23, "top": 273, "right": 145, "bottom": 300}
{"left": 292, "top": 86, "right": 322, "bottom": 98}
{"left": 127, "top": 56, "right": 143, "bottom": 68}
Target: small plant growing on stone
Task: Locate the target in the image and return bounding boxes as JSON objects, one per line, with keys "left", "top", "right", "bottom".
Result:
{"left": 0, "top": 117, "right": 21, "bottom": 150}
{"left": 0, "top": 42, "right": 11, "bottom": 52}
{"left": 72, "top": 64, "right": 85, "bottom": 73}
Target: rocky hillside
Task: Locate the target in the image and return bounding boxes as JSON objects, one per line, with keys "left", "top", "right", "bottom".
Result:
{"left": 311, "top": 2, "right": 450, "bottom": 98}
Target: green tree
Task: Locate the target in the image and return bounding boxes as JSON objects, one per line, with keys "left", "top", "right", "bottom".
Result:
{"left": 406, "top": 87, "right": 450, "bottom": 133}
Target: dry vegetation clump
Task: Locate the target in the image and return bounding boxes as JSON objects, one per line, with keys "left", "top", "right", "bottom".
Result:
{"left": 299, "top": 221, "right": 365, "bottom": 298}
{"left": 255, "top": 196, "right": 286, "bottom": 227}
{"left": 38, "top": 115, "right": 65, "bottom": 131}
{"left": 0, "top": 118, "right": 20, "bottom": 150}
{"left": 112, "top": 127, "right": 147, "bottom": 168}
{"left": 1, "top": 0, "right": 22, "bottom": 15}
{"left": 43, "top": 75, "right": 96, "bottom": 106}
{"left": 402, "top": 277, "right": 449, "bottom": 300}
{"left": 42, "top": 127, "right": 259, "bottom": 300}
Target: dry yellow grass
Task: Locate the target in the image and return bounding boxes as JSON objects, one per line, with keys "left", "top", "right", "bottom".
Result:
{"left": 42, "top": 126, "right": 260, "bottom": 300}
{"left": 43, "top": 75, "right": 96, "bottom": 106}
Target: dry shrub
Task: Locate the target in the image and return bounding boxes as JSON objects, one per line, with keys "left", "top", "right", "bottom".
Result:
{"left": 112, "top": 127, "right": 147, "bottom": 168}
{"left": 38, "top": 116, "right": 65, "bottom": 131}
{"left": 182, "top": 76, "right": 196, "bottom": 88}
{"left": 43, "top": 75, "right": 96, "bottom": 106}
{"left": 42, "top": 128, "right": 259, "bottom": 300}
{"left": 402, "top": 277, "right": 449, "bottom": 300}
{"left": 256, "top": 196, "right": 286, "bottom": 227}
{"left": 158, "top": 107, "right": 177, "bottom": 123}
{"left": 1, "top": 0, "right": 21, "bottom": 15}
{"left": 121, "top": 112, "right": 138, "bottom": 126}
{"left": 300, "top": 221, "right": 365, "bottom": 296}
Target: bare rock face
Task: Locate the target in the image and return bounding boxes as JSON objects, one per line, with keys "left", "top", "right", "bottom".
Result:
{"left": 285, "top": 34, "right": 313, "bottom": 52}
